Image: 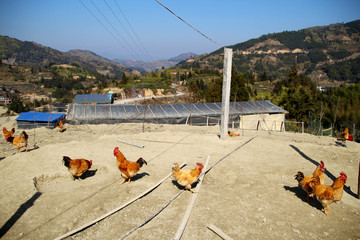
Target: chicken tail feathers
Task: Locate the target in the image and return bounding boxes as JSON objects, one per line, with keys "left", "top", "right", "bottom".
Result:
{"left": 137, "top": 157, "right": 147, "bottom": 167}
{"left": 63, "top": 156, "right": 71, "bottom": 168}
{"left": 294, "top": 171, "right": 304, "bottom": 182}
{"left": 21, "top": 131, "right": 29, "bottom": 140}
{"left": 172, "top": 162, "right": 180, "bottom": 173}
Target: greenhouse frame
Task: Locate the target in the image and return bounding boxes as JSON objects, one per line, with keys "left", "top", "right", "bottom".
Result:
{"left": 66, "top": 100, "right": 287, "bottom": 131}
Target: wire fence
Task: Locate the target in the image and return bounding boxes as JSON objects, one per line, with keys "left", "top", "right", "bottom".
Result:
{"left": 306, "top": 112, "right": 359, "bottom": 142}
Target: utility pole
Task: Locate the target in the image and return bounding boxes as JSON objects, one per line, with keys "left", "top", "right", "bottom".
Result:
{"left": 220, "top": 48, "right": 233, "bottom": 139}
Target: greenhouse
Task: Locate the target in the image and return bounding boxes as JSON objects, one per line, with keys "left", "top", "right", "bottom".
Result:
{"left": 66, "top": 100, "right": 287, "bottom": 131}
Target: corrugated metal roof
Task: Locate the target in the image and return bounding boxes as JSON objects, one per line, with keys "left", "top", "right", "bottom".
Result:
{"left": 67, "top": 100, "right": 286, "bottom": 121}
{"left": 73, "top": 94, "right": 112, "bottom": 104}
{"left": 16, "top": 111, "right": 66, "bottom": 122}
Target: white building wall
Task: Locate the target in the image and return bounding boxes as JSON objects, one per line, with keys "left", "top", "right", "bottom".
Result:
{"left": 239, "top": 113, "right": 285, "bottom": 131}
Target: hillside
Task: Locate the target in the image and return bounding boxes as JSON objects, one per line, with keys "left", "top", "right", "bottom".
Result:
{"left": 176, "top": 20, "right": 360, "bottom": 85}
{"left": 0, "top": 36, "right": 136, "bottom": 77}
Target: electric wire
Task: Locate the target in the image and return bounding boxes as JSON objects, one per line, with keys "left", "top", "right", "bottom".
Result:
{"left": 87, "top": 0, "right": 143, "bottom": 60}
{"left": 113, "top": 0, "right": 153, "bottom": 61}
{"left": 154, "top": 0, "right": 223, "bottom": 48}
{"left": 104, "top": 0, "right": 151, "bottom": 62}
{"left": 104, "top": 0, "right": 154, "bottom": 72}
{"left": 78, "top": 0, "right": 133, "bottom": 57}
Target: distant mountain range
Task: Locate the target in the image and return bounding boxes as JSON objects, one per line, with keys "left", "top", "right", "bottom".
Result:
{"left": 0, "top": 36, "right": 140, "bottom": 76}
{"left": 113, "top": 52, "right": 197, "bottom": 72}
{"left": 1, "top": 19, "right": 359, "bottom": 83}
{"left": 0, "top": 35, "right": 197, "bottom": 76}
{"left": 177, "top": 20, "right": 360, "bottom": 84}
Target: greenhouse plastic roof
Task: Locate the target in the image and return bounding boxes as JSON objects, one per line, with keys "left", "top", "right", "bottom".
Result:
{"left": 67, "top": 100, "right": 286, "bottom": 121}
{"left": 16, "top": 111, "right": 66, "bottom": 122}
{"left": 73, "top": 94, "right": 112, "bottom": 104}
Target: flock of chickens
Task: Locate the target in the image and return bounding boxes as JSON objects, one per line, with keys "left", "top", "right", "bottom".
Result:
{"left": 2, "top": 126, "right": 203, "bottom": 193}
{"left": 295, "top": 161, "right": 348, "bottom": 215}
{"left": 2, "top": 126, "right": 350, "bottom": 215}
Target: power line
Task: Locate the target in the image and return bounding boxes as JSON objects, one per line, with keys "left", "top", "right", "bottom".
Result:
{"left": 88, "top": 0, "right": 142, "bottom": 60}
{"left": 154, "top": 0, "right": 223, "bottom": 48}
{"left": 78, "top": 0, "right": 132, "bottom": 57}
{"left": 104, "top": 0, "right": 153, "bottom": 63}
{"left": 79, "top": 0, "right": 150, "bottom": 62}
{"left": 113, "top": 0, "right": 153, "bottom": 61}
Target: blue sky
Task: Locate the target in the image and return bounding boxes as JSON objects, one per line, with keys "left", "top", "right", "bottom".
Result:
{"left": 1, "top": 0, "right": 359, "bottom": 61}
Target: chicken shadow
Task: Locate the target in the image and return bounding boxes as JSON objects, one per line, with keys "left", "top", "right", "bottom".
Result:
{"left": 171, "top": 180, "right": 199, "bottom": 191}
{"left": 335, "top": 141, "right": 347, "bottom": 148}
{"left": 130, "top": 172, "right": 150, "bottom": 182}
{"left": 79, "top": 169, "right": 98, "bottom": 180}
{"left": 16, "top": 145, "right": 40, "bottom": 154}
{"left": 0, "top": 157, "right": 5, "bottom": 161}
{"left": 0, "top": 192, "right": 42, "bottom": 238}
{"left": 289, "top": 144, "right": 357, "bottom": 198}
{"left": 283, "top": 185, "right": 323, "bottom": 211}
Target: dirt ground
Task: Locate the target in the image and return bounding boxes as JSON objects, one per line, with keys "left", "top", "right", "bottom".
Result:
{"left": 0, "top": 118, "right": 359, "bottom": 240}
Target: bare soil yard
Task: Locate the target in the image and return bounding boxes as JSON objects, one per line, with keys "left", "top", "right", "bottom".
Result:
{"left": 0, "top": 119, "right": 359, "bottom": 239}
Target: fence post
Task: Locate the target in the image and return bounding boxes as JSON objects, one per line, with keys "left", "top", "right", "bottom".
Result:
{"left": 331, "top": 123, "right": 333, "bottom": 137}
{"left": 302, "top": 122, "right": 304, "bottom": 133}
{"left": 186, "top": 114, "right": 190, "bottom": 125}
{"left": 353, "top": 123, "right": 356, "bottom": 141}
{"left": 321, "top": 126, "right": 323, "bottom": 136}
{"left": 358, "top": 160, "right": 360, "bottom": 199}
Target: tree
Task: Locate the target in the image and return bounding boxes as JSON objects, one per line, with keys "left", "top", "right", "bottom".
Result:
{"left": 271, "top": 64, "right": 317, "bottom": 123}
{"left": 205, "top": 78, "right": 222, "bottom": 102}
{"left": 230, "top": 69, "right": 250, "bottom": 101}
{"left": 121, "top": 73, "right": 129, "bottom": 85}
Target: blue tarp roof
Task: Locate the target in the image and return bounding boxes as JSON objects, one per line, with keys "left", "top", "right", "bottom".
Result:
{"left": 73, "top": 94, "right": 112, "bottom": 104}
{"left": 16, "top": 111, "right": 66, "bottom": 122}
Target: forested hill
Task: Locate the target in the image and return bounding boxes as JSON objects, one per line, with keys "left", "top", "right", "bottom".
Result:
{"left": 177, "top": 20, "right": 360, "bottom": 84}
{"left": 0, "top": 35, "right": 135, "bottom": 77}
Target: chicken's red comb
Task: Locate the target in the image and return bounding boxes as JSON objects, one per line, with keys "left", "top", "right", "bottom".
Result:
{"left": 320, "top": 161, "right": 324, "bottom": 167}
{"left": 113, "top": 147, "right": 119, "bottom": 155}
{"left": 196, "top": 162, "right": 204, "bottom": 168}
{"left": 340, "top": 172, "right": 347, "bottom": 178}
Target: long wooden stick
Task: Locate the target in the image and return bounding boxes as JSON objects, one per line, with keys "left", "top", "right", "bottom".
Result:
{"left": 117, "top": 139, "right": 144, "bottom": 148}
{"left": 53, "top": 163, "right": 186, "bottom": 240}
{"left": 173, "top": 155, "right": 210, "bottom": 240}
{"left": 207, "top": 224, "right": 233, "bottom": 240}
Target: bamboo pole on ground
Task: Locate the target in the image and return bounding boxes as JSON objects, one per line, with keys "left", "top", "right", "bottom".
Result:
{"left": 116, "top": 139, "right": 144, "bottom": 148}
{"left": 207, "top": 224, "right": 233, "bottom": 240}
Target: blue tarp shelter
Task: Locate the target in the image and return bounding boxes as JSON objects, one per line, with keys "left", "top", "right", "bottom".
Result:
{"left": 16, "top": 111, "right": 66, "bottom": 129}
